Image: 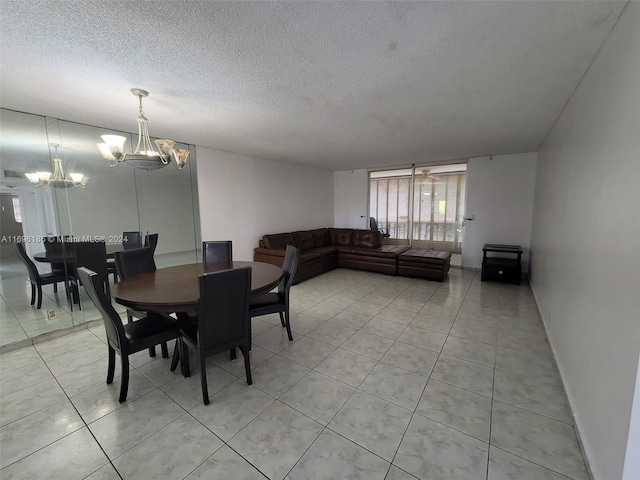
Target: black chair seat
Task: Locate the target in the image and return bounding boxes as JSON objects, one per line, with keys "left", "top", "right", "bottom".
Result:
{"left": 249, "top": 293, "right": 283, "bottom": 312}
{"left": 124, "top": 314, "right": 179, "bottom": 344}
{"left": 38, "top": 271, "right": 68, "bottom": 283}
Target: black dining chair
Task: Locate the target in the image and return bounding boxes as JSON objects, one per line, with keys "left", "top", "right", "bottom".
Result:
{"left": 143, "top": 233, "right": 159, "bottom": 255}
{"left": 179, "top": 267, "right": 252, "bottom": 405}
{"left": 77, "top": 267, "right": 180, "bottom": 403}
{"left": 122, "top": 231, "right": 142, "bottom": 250}
{"left": 114, "top": 246, "right": 167, "bottom": 358}
{"left": 249, "top": 244, "right": 299, "bottom": 342}
{"left": 14, "top": 242, "right": 69, "bottom": 309}
{"left": 369, "top": 217, "right": 390, "bottom": 238}
{"left": 69, "top": 241, "right": 110, "bottom": 308}
{"left": 43, "top": 236, "right": 69, "bottom": 286}
{"left": 202, "top": 240, "right": 232, "bottom": 265}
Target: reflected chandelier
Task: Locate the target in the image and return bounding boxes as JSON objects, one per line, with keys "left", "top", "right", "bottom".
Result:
{"left": 25, "top": 143, "right": 88, "bottom": 188}
{"left": 97, "top": 88, "right": 189, "bottom": 171}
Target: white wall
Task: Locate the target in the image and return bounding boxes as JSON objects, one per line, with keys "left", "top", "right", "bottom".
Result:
{"left": 334, "top": 169, "right": 369, "bottom": 229}
{"left": 463, "top": 153, "right": 537, "bottom": 271}
{"left": 196, "top": 147, "right": 334, "bottom": 260}
{"left": 530, "top": 3, "right": 640, "bottom": 480}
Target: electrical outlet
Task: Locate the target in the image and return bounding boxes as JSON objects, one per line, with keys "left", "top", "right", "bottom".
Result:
{"left": 47, "top": 309, "right": 58, "bottom": 320}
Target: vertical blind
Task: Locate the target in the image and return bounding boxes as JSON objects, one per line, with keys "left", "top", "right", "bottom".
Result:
{"left": 370, "top": 164, "right": 467, "bottom": 253}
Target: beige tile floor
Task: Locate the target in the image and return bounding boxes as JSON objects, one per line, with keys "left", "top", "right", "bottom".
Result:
{"left": 0, "top": 266, "right": 590, "bottom": 480}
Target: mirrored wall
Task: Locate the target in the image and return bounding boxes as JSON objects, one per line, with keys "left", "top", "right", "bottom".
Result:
{"left": 0, "top": 108, "right": 201, "bottom": 347}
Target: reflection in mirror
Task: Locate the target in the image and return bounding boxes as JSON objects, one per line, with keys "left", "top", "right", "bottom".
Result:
{"left": 0, "top": 108, "right": 200, "bottom": 349}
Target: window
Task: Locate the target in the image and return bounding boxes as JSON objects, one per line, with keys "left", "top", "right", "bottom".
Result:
{"left": 370, "top": 169, "right": 412, "bottom": 239}
{"left": 369, "top": 164, "right": 467, "bottom": 253}
{"left": 12, "top": 196, "right": 22, "bottom": 223}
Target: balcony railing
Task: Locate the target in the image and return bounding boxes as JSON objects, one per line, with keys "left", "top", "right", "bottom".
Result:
{"left": 376, "top": 220, "right": 463, "bottom": 252}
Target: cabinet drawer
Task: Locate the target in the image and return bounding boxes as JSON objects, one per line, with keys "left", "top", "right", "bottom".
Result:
{"left": 481, "top": 264, "right": 521, "bottom": 284}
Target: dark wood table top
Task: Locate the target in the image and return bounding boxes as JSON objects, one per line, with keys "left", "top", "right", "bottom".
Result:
{"left": 33, "top": 244, "right": 124, "bottom": 263}
{"left": 113, "top": 261, "right": 282, "bottom": 313}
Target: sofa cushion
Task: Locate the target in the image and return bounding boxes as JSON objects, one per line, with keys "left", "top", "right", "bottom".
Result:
{"left": 310, "top": 228, "right": 330, "bottom": 248}
{"left": 293, "top": 231, "right": 315, "bottom": 251}
{"left": 351, "top": 229, "right": 382, "bottom": 248}
{"left": 313, "top": 245, "right": 338, "bottom": 256}
{"left": 262, "top": 232, "right": 294, "bottom": 250}
{"left": 398, "top": 249, "right": 451, "bottom": 265}
{"left": 337, "top": 244, "right": 409, "bottom": 259}
{"left": 329, "top": 228, "right": 354, "bottom": 246}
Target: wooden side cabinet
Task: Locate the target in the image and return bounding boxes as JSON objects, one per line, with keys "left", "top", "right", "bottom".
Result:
{"left": 481, "top": 244, "right": 522, "bottom": 285}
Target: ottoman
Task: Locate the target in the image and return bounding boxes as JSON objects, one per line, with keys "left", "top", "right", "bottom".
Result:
{"left": 397, "top": 249, "right": 451, "bottom": 281}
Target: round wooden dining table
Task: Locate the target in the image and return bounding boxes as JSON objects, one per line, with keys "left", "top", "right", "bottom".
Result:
{"left": 113, "top": 261, "right": 282, "bottom": 313}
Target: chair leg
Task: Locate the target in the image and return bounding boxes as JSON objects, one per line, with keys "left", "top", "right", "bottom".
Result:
{"left": 148, "top": 346, "right": 157, "bottom": 357}
{"left": 229, "top": 347, "right": 236, "bottom": 361}
{"left": 279, "top": 311, "right": 286, "bottom": 328}
{"left": 119, "top": 356, "right": 130, "bottom": 403}
{"left": 107, "top": 346, "right": 116, "bottom": 384}
{"left": 161, "top": 342, "right": 169, "bottom": 358}
{"left": 200, "top": 353, "right": 209, "bottom": 405}
{"left": 284, "top": 311, "right": 293, "bottom": 342}
{"left": 181, "top": 340, "right": 191, "bottom": 378}
{"left": 30, "top": 284, "right": 36, "bottom": 305}
{"left": 170, "top": 340, "right": 180, "bottom": 372}
{"left": 241, "top": 345, "right": 252, "bottom": 385}
{"left": 36, "top": 285, "right": 43, "bottom": 309}
{"left": 53, "top": 283, "right": 58, "bottom": 293}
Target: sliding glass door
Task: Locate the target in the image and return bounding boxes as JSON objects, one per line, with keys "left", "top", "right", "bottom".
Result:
{"left": 369, "top": 163, "right": 467, "bottom": 254}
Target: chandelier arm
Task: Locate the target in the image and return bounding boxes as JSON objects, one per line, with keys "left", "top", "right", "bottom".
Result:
{"left": 97, "top": 89, "right": 184, "bottom": 171}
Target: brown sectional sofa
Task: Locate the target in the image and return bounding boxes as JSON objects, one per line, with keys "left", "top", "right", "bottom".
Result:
{"left": 254, "top": 227, "right": 451, "bottom": 283}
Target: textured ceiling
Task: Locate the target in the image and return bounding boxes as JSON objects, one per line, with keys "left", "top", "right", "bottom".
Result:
{"left": 0, "top": 1, "right": 627, "bottom": 171}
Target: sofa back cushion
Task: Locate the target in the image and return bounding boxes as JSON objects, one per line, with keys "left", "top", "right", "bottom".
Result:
{"left": 310, "top": 228, "right": 330, "bottom": 248}
{"left": 351, "top": 229, "right": 382, "bottom": 248}
{"left": 329, "top": 228, "right": 354, "bottom": 246}
{"left": 262, "top": 232, "right": 294, "bottom": 250}
{"left": 293, "top": 231, "right": 315, "bottom": 251}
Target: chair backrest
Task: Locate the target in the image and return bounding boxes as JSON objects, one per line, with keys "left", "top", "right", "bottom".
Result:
{"left": 279, "top": 244, "right": 300, "bottom": 295}
{"left": 77, "top": 267, "right": 125, "bottom": 351}
{"left": 369, "top": 217, "right": 378, "bottom": 231}
{"left": 43, "top": 236, "right": 68, "bottom": 254}
{"left": 143, "top": 233, "right": 159, "bottom": 254}
{"left": 72, "top": 241, "right": 108, "bottom": 288}
{"left": 122, "top": 231, "right": 142, "bottom": 250}
{"left": 14, "top": 242, "right": 40, "bottom": 282}
{"left": 114, "top": 247, "right": 156, "bottom": 280}
{"left": 202, "top": 240, "right": 233, "bottom": 264}
{"left": 197, "top": 267, "right": 251, "bottom": 353}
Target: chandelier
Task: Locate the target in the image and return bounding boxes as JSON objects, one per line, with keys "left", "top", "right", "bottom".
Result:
{"left": 97, "top": 88, "right": 189, "bottom": 171}
{"left": 25, "top": 144, "right": 88, "bottom": 188}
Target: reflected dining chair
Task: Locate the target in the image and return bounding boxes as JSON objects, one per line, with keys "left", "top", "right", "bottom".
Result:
{"left": 43, "top": 236, "right": 69, "bottom": 282}
{"left": 14, "top": 242, "right": 69, "bottom": 309}
{"left": 77, "top": 267, "right": 180, "bottom": 403}
{"left": 69, "top": 241, "right": 110, "bottom": 309}
{"left": 178, "top": 267, "right": 252, "bottom": 405}
{"left": 249, "top": 244, "right": 299, "bottom": 342}
{"left": 122, "top": 231, "right": 142, "bottom": 250}
{"left": 114, "top": 246, "right": 167, "bottom": 358}
{"left": 202, "top": 240, "right": 232, "bottom": 265}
